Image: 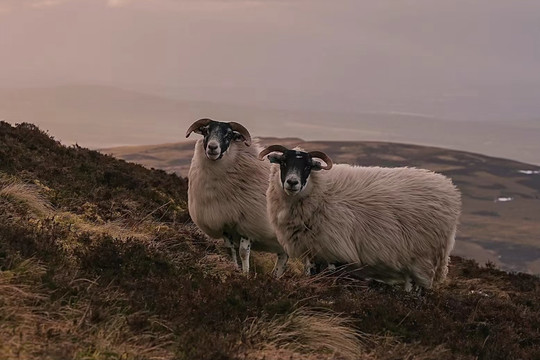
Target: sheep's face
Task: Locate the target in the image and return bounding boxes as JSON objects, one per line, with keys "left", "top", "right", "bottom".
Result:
{"left": 186, "top": 120, "right": 250, "bottom": 161}
{"left": 269, "top": 150, "right": 323, "bottom": 196}
{"left": 200, "top": 122, "right": 242, "bottom": 161}
{"left": 260, "top": 145, "right": 332, "bottom": 196}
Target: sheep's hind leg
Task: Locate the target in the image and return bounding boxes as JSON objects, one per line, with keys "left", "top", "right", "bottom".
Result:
{"left": 272, "top": 253, "right": 289, "bottom": 278}
{"left": 223, "top": 235, "right": 239, "bottom": 269}
{"left": 327, "top": 263, "right": 337, "bottom": 272}
{"left": 239, "top": 238, "right": 252, "bottom": 274}
{"left": 411, "top": 262, "right": 434, "bottom": 290}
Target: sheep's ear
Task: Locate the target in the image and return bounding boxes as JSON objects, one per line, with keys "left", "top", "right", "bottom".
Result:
{"left": 233, "top": 131, "right": 247, "bottom": 143}
{"left": 193, "top": 125, "right": 209, "bottom": 135}
{"left": 309, "top": 151, "right": 332, "bottom": 170}
{"left": 268, "top": 154, "right": 282, "bottom": 164}
{"left": 186, "top": 118, "right": 212, "bottom": 138}
{"left": 311, "top": 160, "right": 323, "bottom": 171}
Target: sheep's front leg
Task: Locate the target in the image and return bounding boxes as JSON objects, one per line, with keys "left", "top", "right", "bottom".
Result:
{"left": 403, "top": 276, "right": 424, "bottom": 295}
{"left": 304, "top": 257, "right": 316, "bottom": 276}
{"left": 239, "top": 238, "right": 251, "bottom": 274}
{"left": 272, "top": 252, "right": 289, "bottom": 278}
{"left": 223, "top": 235, "right": 238, "bottom": 269}
{"left": 404, "top": 276, "right": 413, "bottom": 292}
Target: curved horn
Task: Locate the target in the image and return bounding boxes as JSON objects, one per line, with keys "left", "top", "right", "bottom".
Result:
{"left": 258, "top": 145, "right": 289, "bottom": 161}
{"left": 185, "top": 118, "right": 213, "bottom": 138}
{"left": 229, "top": 121, "right": 252, "bottom": 146}
{"left": 309, "top": 151, "right": 333, "bottom": 170}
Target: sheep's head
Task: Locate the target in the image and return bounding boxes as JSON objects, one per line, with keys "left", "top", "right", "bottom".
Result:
{"left": 186, "top": 118, "right": 252, "bottom": 161}
{"left": 259, "top": 145, "right": 332, "bottom": 196}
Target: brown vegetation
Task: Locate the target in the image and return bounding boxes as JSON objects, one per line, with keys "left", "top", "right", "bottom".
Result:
{"left": 1, "top": 122, "right": 539, "bottom": 359}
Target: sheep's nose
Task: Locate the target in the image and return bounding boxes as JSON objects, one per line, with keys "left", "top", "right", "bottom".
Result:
{"left": 208, "top": 144, "right": 218, "bottom": 151}
{"left": 286, "top": 179, "right": 299, "bottom": 187}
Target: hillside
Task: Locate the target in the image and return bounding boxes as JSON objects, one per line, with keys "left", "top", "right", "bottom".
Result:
{"left": 1, "top": 122, "right": 540, "bottom": 359}
{"left": 102, "top": 138, "right": 540, "bottom": 275}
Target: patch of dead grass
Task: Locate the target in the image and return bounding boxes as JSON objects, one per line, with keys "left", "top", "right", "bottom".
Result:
{"left": 55, "top": 211, "right": 153, "bottom": 242}
{"left": 0, "top": 177, "right": 53, "bottom": 216}
{"left": 243, "top": 308, "right": 370, "bottom": 360}
{"left": 0, "top": 258, "right": 175, "bottom": 360}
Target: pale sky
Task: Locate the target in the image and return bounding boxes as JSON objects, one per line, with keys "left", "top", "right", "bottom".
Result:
{"left": 1, "top": 0, "right": 540, "bottom": 121}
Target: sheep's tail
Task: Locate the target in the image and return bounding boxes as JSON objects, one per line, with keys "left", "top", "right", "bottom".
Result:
{"left": 433, "top": 226, "right": 457, "bottom": 284}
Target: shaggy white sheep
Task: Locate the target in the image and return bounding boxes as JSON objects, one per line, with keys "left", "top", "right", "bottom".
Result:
{"left": 259, "top": 145, "right": 461, "bottom": 290}
{"left": 186, "top": 119, "right": 288, "bottom": 276}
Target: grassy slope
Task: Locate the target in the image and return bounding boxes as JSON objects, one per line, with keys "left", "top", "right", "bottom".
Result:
{"left": 1, "top": 122, "right": 539, "bottom": 360}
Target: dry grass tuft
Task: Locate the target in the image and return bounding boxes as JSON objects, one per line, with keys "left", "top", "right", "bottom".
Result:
{"left": 0, "top": 259, "right": 175, "bottom": 360}
{"left": 251, "top": 253, "right": 306, "bottom": 277}
{"left": 0, "top": 259, "right": 50, "bottom": 359}
{"left": 243, "top": 309, "right": 453, "bottom": 360}
{"left": 243, "top": 308, "right": 370, "bottom": 360}
{"left": 74, "top": 309, "right": 175, "bottom": 360}
{"left": 0, "top": 175, "right": 153, "bottom": 242}
{"left": 0, "top": 177, "right": 53, "bottom": 216}
{"left": 370, "top": 339, "right": 450, "bottom": 360}
{"left": 55, "top": 211, "right": 153, "bottom": 242}
{"left": 0, "top": 258, "right": 46, "bottom": 303}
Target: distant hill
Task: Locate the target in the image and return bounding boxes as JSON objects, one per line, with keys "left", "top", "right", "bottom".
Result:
{"left": 1, "top": 122, "right": 539, "bottom": 359}
{"left": 102, "top": 139, "right": 540, "bottom": 275}
{"left": 1, "top": 85, "right": 540, "bottom": 165}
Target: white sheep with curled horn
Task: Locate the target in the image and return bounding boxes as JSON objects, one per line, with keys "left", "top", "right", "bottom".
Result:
{"left": 185, "top": 119, "right": 288, "bottom": 276}
{"left": 259, "top": 145, "right": 461, "bottom": 290}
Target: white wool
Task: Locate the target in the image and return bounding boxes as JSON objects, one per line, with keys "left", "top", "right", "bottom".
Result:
{"left": 188, "top": 139, "right": 283, "bottom": 254}
{"left": 267, "top": 162, "right": 461, "bottom": 288}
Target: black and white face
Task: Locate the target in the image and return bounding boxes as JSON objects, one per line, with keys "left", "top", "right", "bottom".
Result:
{"left": 195, "top": 121, "right": 248, "bottom": 161}
{"left": 269, "top": 150, "right": 323, "bottom": 196}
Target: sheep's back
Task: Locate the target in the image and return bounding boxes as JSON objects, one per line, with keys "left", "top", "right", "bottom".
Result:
{"left": 330, "top": 166, "right": 461, "bottom": 267}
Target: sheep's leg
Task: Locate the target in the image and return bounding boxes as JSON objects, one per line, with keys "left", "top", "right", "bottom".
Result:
{"left": 410, "top": 260, "right": 435, "bottom": 290}
{"left": 405, "top": 278, "right": 425, "bottom": 295}
{"left": 327, "top": 263, "right": 336, "bottom": 272}
{"left": 272, "top": 253, "right": 289, "bottom": 278}
{"left": 404, "top": 276, "right": 413, "bottom": 292}
{"left": 239, "top": 238, "right": 251, "bottom": 274}
{"left": 304, "top": 258, "right": 316, "bottom": 276}
{"left": 223, "top": 235, "right": 238, "bottom": 268}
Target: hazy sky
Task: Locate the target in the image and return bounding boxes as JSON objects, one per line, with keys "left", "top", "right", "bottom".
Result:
{"left": 1, "top": 0, "right": 540, "bottom": 121}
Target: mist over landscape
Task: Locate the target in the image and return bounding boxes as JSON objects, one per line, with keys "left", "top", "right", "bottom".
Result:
{"left": 1, "top": 0, "right": 540, "bottom": 164}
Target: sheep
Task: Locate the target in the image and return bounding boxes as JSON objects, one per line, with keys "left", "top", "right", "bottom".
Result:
{"left": 258, "top": 145, "right": 461, "bottom": 290}
{"left": 186, "top": 119, "right": 288, "bottom": 276}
